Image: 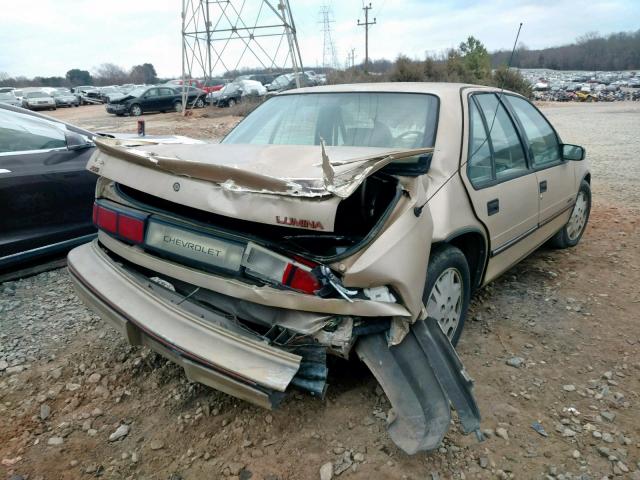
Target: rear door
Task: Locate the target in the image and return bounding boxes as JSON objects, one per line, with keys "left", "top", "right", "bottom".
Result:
{"left": 0, "top": 109, "right": 96, "bottom": 260}
{"left": 462, "top": 93, "right": 539, "bottom": 280}
{"left": 504, "top": 95, "right": 576, "bottom": 225}
{"left": 159, "top": 88, "right": 177, "bottom": 110}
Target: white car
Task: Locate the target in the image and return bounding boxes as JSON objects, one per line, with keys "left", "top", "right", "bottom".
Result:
{"left": 22, "top": 91, "right": 56, "bottom": 111}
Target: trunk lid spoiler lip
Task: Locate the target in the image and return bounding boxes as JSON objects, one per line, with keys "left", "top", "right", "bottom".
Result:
{"left": 92, "top": 137, "right": 433, "bottom": 199}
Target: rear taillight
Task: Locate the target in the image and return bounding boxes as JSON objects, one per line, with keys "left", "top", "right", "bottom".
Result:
{"left": 93, "top": 201, "right": 147, "bottom": 244}
{"left": 283, "top": 264, "right": 321, "bottom": 294}
{"left": 242, "top": 243, "right": 320, "bottom": 294}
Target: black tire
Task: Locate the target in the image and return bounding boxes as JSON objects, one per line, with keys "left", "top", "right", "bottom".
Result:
{"left": 549, "top": 180, "right": 591, "bottom": 249}
{"left": 195, "top": 97, "right": 205, "bottom": 108}
{"left": 422, "top": 245, "right": 471, "bottom": 346}
{"left": 174, "top": 101, "right": 183, "bottom": 113}
{"left": 129, "top": 104, "right": 143, "bottom": 116}
{"left": 228, "top": 98, "right": 236, "bottom": 107}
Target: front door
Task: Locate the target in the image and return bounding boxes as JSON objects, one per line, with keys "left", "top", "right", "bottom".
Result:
{"left": 0, "top": 109, "right": 96, "bottom": 258}
{"left": 462, "top": 93, "right": 539, "bottom": 282}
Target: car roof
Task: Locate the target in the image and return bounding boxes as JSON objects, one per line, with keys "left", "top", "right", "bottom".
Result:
{"left": 281, "top": 82, "right": 505, "bottom": 96}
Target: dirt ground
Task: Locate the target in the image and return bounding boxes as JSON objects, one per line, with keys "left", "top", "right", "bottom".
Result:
{"left": 1, "top": 101, "right": 639, "bottom": 480}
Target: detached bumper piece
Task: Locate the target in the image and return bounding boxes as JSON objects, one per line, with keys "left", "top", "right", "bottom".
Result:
{"left": 67, "top": 240, "right": 328, "bottom": 409}
{"left": 356, "top": 318, "right": 481, "bottom": 454}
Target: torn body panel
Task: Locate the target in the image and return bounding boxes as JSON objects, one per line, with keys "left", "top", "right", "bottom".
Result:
{"left": 88, "top": 138, "right": 431, "bottom": 232}
{"left": 356, "top": 318, "right": 481, "bottom": 454}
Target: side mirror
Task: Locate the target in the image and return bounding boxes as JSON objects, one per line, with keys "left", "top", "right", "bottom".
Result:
{"left": 65, "top": 132, "right": 93, "bottom": 151}
{"left": 562, "top": 144, "right": 585, "bottom": 161}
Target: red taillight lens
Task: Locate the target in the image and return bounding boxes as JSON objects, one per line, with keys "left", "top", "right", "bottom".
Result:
{"left": 93, "top": 202, "right": 146, "bottom": 244}
{"left": 96, "top": 206, "right": 117, "bottom": 233}
{"left": 117, "top": 215, "right": 145, "bottom": 243}
{"left": 283, "top": 264, "right": 320, "bottom": 294}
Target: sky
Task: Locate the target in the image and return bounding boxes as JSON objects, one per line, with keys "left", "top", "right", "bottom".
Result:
{"left": 0, "top": 0, "right": 638, "bottom": 79}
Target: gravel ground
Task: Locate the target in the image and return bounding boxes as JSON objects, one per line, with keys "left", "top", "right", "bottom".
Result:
{"left": 1, "top": 101, "right": 639, "bottom": 480}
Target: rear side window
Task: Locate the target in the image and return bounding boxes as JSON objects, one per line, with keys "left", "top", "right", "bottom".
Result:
{"left": 468, "top": 101, "right": 493, "bottom": 185}
{"left": 506, "top": 96, "right": 561, "bottom": 168}
{"left": 469, "top": 94, "right": 528, "bottom": 185}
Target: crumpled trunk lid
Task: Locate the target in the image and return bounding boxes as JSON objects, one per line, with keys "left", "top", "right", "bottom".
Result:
{"left": 88, "top": 137, "right": 431, "bottom": 232}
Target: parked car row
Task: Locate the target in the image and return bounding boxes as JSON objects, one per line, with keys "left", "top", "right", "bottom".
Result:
{"left": 0, "top": 87, "right": 80, "bottom": 111}
{"left": 521, "top": 68, "right": 640, "bottom": 102}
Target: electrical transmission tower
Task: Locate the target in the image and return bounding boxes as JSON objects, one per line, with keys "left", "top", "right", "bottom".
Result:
{"left": 319, "top": 5, "right": 337, "bottom": 70}
{"left": 357, "top": 3, "right": 376, "bottom": 72}
{"left": 180, "top": 0, "right": 304, "bottom": 110}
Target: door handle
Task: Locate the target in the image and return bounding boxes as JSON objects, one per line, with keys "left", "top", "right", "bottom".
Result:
{"left": 487, "top": 199, "right": 499, "bottom": 216}
{"left": 539, "top": 180, "right": 548, "bottom": 193}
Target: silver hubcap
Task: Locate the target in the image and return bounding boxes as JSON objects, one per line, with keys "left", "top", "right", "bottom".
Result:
{"left": 566, "top": 191, "right": 588, "bottom": 240}
{"left": 175, "top": 102, "right": 183, "bottom": 112}
{"left": 132, "top": 106, "right": 141, "bottom": 116}
{"left": 427, "top": 268, "right": 463, "bottom": 339}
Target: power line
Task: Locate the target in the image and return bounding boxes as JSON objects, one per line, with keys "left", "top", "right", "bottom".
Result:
{"left": 357, "top": 3, "right": 376, "bottom": 72}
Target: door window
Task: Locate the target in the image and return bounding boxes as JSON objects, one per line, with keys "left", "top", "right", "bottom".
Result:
{"left": 0, "top": 109, "right": 66, "bottom": 154}
{"left": 468, "top": 100, "right": 493, "bottom": 186}
{"left": 160, "top": 88, "right": 175, "bottom": 96}
{"left": 476, "top": 94, "right": 528, "bottom": 181}
{"left": 145, "top": 88, "right": 160, "bottom": 98}
{"left": 506, "top": 96, "right": 561, "bottom": 168}
{"left": 470, "top": 94, "right": 528, "bottom": 184}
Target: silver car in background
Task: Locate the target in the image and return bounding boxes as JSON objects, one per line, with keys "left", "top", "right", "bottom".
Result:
{"left": 21, "top": 91, "right": 56, "bottom": 111}
{"left": 51, "top": 90, "right": 80, "bottom": 107}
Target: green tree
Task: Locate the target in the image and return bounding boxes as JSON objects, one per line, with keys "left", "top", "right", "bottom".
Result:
{"left": 130, "top": 63, "right": 158, "bottom": 84}
{"left": 458, "top": 36, "right": 491, "bottom": 82}
{"left": 65, "top": 69, "right": 93, "bottom": 86}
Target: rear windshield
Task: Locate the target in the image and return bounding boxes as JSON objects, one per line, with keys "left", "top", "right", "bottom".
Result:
{"left": 223, "top": 92, "right": 439, "bottom": 152}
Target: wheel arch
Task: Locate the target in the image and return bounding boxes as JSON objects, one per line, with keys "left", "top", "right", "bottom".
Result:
{"left": 433, "top": 228, "right": 487, "bottom": 291}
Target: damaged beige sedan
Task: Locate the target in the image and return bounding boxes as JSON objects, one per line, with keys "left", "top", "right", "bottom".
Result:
{"left": 68, "top": 83, "right": 590, "bottom": 454}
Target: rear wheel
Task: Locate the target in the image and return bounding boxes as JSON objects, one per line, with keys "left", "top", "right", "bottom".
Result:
{"left": 195, "top": 97, "right": 205, "bottom": 108}
{"left": 129, "top": 104, "right": 143, "bottom": 116}
{"left": 423, "top": 245, "right": 471, "bottom": 346}
{"left": 174, "top": 101, "right": 183, "bottom": 113}
{"left": 549, "top": 180, "right": 591, "bottom": 249}
{"left": 228, "top": 98, "right": 236, "bottom": 107}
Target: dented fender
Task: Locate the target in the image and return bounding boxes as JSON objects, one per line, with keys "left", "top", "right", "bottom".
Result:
{"left": 340, "top": 178, "right": 433, "bottom": 320}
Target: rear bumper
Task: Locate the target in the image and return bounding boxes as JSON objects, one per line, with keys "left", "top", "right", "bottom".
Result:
{"left": 67, "top": 240, "right": 302, "bottom": 408}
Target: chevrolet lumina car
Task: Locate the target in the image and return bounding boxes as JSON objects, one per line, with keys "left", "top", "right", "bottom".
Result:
{"left": 68, "top": 83, "right": 590, "bottom": 454}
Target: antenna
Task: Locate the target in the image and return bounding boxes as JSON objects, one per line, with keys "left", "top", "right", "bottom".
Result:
{"left": 414, "top": 23, "right": 523, "bottom": 217}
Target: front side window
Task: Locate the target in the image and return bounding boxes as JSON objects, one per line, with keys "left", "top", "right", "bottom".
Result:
{"left": 506, "top": 95, "right": 561, "bottom": 168}
{"left": 0, "top": 108, "right": 66, "bottom": 153}
{"left": 145, "top": 88, "right": 159, "bottom": 98}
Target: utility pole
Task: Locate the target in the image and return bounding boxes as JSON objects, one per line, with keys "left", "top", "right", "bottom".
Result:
{"left": 357, "top": 3, "right": 376, "bottom": 72}
{"left": 349, "top": 48, "right": 356, "bottom": 69}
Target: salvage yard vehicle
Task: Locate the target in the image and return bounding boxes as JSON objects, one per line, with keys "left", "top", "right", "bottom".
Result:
{"left": 68, "top": 83, "right": 590, "bottom": 454}
{"left": 51, "top": 90, "right": 80, "bottom": 108}
{"left": 105, "top": 86, "right": 203, "bottom": 116}
{"left": 0, "top": 92, "right": 21, "bottom": 107}
{"left": 21, "top": 91, "right": 56, "bottom": 111}
{"left": 0, "top": 104, "right": 97, "bottom": 268}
